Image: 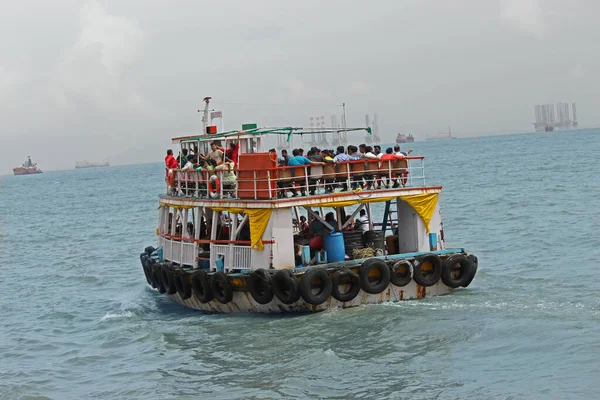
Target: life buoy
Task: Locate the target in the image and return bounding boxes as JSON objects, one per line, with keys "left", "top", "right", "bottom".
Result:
{"left": 441, "top": 254, "right": 473, "bottom": 288}
{"left": 191, "top": 270, "right": 213, "bottom": 303}
{"left": 161, "top": 264, "right": 178, "bottom": 295}
{"left": 208, "top": 176, "right": 220, "bottom": 197}
{"left": 174, "top": 268, "right": 192, "bottom": 300}
{"left": 359, "top": 258, "right": 390, "bottom": 294}
{"left": 461, "top": 254, "right": 478, "bottom": 288}
{"left": 300, "top": 267, "right": 332, "bottom": 305}
{"left": 413, "top": 254, "right": 442, "bottom": 287}
{"left": 152, "top": 263, "right": 166, "bottom": 294}
{"left": 272, "top": 269, "right": 300, "bottom": 305}
{"left": 247, "top": 268, "right": 274, "bottom": 304}
{"left": 390, "top": 260, "right": 413, "bottom": 287}
{"left": 167, "top": 169, "right": 175, "bottom": 187}
{"left": 210, "top": 272, "right": 233, "bottom": 304}
{"left": 331, "top": 269, "right": 360, "bottom": 302}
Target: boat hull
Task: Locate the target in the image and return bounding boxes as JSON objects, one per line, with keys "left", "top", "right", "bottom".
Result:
{"left": 13, "top": 168, "right": 43, "bottom": 175}
{"left": 166, "top": 280, "right": 452, "bottom": 313}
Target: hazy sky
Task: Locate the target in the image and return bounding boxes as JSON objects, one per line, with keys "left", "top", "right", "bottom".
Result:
{"left": 1, "top": 0, "right": 598, "bottom": 172}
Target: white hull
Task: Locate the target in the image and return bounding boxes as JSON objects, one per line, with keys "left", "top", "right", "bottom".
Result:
{"left": 166, "top": 281, "right": 453, "bottom": 314}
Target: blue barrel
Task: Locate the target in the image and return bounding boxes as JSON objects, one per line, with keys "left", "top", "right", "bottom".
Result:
{"left": 323, "top": 232, "right": 346, "bottom": 263}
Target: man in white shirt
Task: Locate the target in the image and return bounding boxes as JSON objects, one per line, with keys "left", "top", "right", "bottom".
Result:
{"left": 355, "top": 209, "right": 370, "bottom": 232}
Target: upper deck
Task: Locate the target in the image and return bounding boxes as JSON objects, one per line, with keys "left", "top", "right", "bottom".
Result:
{"left": 164, "top": 155, "right": 439, "bottom": 209}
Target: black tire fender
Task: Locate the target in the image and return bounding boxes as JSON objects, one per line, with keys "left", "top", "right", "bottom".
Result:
{"left": 272, "top": 270, "right": 301, "bottom": 305}
{"left": 247, "top": 268, "right": 275, "bottom": 305}
{"left": 390, "top": 260, "right": 413, "bottom": 287}
{"left": 300, "top": 267, "right": 332, "bottom": 305}
{"left": 461, "top": 254, "right": 479, "bottom": 288}
{"left": 152, "top": 263, "right": 166, "bottom": 294}
{"left": 413, "top": 254, "right": 442, "bottom": 287}
{"left": 191, "top": 270, "right": 213, "bottom": 303}
{"left": 161, "top": 264, "right": 177, "bottom": 295}
{"left": 359, "top": 258, "right": 390, "bottom": 294}
{"left": 331, "top": 269, "right": 360, "bottom": 302}
{"left": 174, "top": 269, "right": 192, "bottom": 300}
{"left": 211, "top": 272, "right": 233, "bottom": 304}
{"left": 441, "top": 254, "right": 473, "bottom": 288}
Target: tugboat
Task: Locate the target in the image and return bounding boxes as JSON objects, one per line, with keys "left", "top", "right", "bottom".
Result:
{"left": 396, "top": 133, "right": 415, "bottom": 143}
{"left": 13, "top": 156, "right": 43, "bottom": 175}
{"left": 139, "top": 97, "right": 478, "bottom": 313}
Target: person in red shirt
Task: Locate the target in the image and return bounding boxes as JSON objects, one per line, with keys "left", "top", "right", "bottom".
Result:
{"left": 379, "top": 147, "right": 404, "bottom": 188}
{"left": 165, "top": 149, "right": 179, "bottom": 170}
{"left": 225, "top": 141, "right": 239, "bottom": 164}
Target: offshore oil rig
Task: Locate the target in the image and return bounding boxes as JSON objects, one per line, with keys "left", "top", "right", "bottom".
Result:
{"left": 533, "top": 102, "right": 578, "bottom": 132}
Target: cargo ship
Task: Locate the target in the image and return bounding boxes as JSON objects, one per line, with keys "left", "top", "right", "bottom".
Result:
{"left": 396, "top": 133, "right": 415, "bottom": 143}
{"left": 75, "top": 160, "right": 110, "bottom": 169}
{"left": 426, "top": 125, "right": 456, "bottom": 141}
{"left": 139, "top": 97, "right": 478, "bottom": 313}
{"left": 13, "top": 157, "right": 43, "bottom": 175}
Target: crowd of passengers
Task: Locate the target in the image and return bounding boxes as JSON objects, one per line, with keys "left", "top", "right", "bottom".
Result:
{"left": 164, "top": 141, "right": 413, "bottom": 198}
{"left": 276, "top": 143, "right": 413, "bottom": 197}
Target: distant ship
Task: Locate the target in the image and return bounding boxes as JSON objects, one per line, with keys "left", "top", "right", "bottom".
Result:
{"left": 396, "top": 133, "right": 414, "bottom": 143}
{"left": 75, "top": 160, "right": 110, "bottom": 169}
{"left": 426, "top": 125, "right": 457, "bottom": 141}
{"left": 544, "top": 124, "right": 554, "bottom": 132}
{"left": 13, "top": 156, "right": 43, "bottom": 175}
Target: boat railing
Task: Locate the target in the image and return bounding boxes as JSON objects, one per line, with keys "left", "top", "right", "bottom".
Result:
{"left": 167, "top": 156, "right": 425, "bottom": 200}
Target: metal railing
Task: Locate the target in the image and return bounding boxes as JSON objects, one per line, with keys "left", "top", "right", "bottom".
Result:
{"left": 166, "top": 157, "right": 426, "bottom": 200}
{"left": 210, "top": 244, "right": 252, "bottom": 272}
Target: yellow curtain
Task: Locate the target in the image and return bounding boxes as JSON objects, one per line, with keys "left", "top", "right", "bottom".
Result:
{"left": 401, "top": 193, "right": 438, "bottom": 233}
{"left": 211, "top": 207, "right": 273, "bottom": 251}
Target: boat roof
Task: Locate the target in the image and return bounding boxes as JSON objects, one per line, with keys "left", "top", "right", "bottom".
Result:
{"left": 172, "top": 126, "right": 372, "bottom": 144}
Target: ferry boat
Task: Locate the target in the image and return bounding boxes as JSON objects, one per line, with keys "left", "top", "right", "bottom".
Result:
{"left": 75, "top": 160, "right": 110, "bottom": 169}
{"left": 139, "top": 98, "right": 478, "bottom": 313}
{"left": 396, "top": 133, "right": 415, "bottom": 143}
{"left": 13, "top": 156, "right": 43, "bottom": 175}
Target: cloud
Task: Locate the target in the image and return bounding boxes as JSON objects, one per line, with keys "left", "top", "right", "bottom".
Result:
{"left": 49, "top": 1, "right": 147, "bottom": 114}
{"left": 283, "top": 78, "right": 330, "bottom": 100}
{"left": 348, "top": 81, "right": 370, "bottom": 96}
{"left": 500, "top": 0, "right": 547, "bottom": 38}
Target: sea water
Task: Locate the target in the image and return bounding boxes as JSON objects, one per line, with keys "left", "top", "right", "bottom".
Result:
{"left": 1, "top": 129, "right": 599, "bottom": 399}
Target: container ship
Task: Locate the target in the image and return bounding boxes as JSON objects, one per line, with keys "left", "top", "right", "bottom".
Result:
{"left": 13, "top": 156, "right": 43, "bottom": 175}
{"left": 75, "top": 160, "right": 110, "bottom": 169}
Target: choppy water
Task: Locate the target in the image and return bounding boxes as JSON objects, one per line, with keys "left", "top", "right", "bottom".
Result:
{"left": 1, "top": 129, "right": 600, "bottom": 399}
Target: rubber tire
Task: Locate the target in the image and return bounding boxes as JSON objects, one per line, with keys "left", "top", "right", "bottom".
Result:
{"left": 174, "top": 269, "right": 193, "bottom": 300}
{"left": 191, "top": 270, "right": 213, "bottom": 303}
{"left": 461, "top": 255, "right": 479, "bottom": 288}
{"left": 146, "top": 258, "right": 158, "bottom": 288}
{"left": 441, "top": 255, "right": 473, "bottom": 288}
{"left": 413, "top": 254, "right": 442, "bottom": 287}
{"left": 331, "top": 269, "right": 360, "bottom": 302}
{"left": 211, "top": 272, "right": 233, "bottom": 304}
{"left": 300, "top": 268, "right": 332, "bottom": 305}
{"left": 272, "top": 270, "right": 301, "bottom": 305}
{"left": 247, "top": 269, "right": 274, "bottom": 305}
{"left": 160, "top": 264, "right": 177, "bottom": 295}
{"left": 390, "top": 260, "right": 413, "bottom": 287}
{"left": 140, "top": 254, "right": 153, "bottom": 286}
{"left": 144, "top": 246, "right": 156, "bottom": 255}
{"left": 359, "top": 258, "right": 390, "bottom": 294}
{"left": 152, "top": 263, "right": 166, "bottom": 294}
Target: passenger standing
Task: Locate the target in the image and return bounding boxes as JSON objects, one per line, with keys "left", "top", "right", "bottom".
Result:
{"left": 165, "top": 149, "right": 179, "bottom": 170}
{"left": 355, "top": 209, "right": 370, "bottom": 232}
{"left": 205, "top": 142, "right": 224, "bottom": 164}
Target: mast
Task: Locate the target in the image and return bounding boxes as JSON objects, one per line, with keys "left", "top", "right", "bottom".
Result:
{"left": 202, "top": 97, "right": 212, "bottom": 133}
